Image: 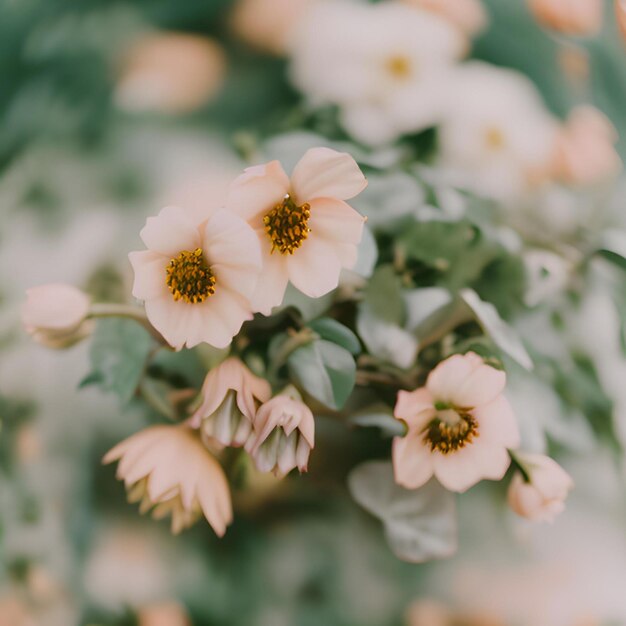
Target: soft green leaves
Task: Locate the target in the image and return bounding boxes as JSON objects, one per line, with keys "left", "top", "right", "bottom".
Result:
{"left": 81, "top": 318, "right": 153, "bottom": 403}
{"left": 364, "top": 265, "right": 405, "bottom": 325}
{"left": 598, "top": 230, "right": 626, "bottom": 271}
{"left": 348, "top": 461, "right": 457, "bottom": 563}
{"left": 309, "top": 318, "right": 361, "bottom": 355}
{"left": 349, "top": 407, "right": 406, "bottom": 437}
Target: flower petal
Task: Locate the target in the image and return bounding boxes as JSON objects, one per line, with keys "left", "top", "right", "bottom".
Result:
{"left": 290, "top": 147, "right": 367, "bottom": 203}
{"left": 140, "top": 205, "right": 201, "bottom": 256}
{"left": 308, "top": 197, "right": 365, "bottom": 245}
{"left": 392, "top": 433, "right": 435, "bottom": 490}
{"left": 473, "top": 395, "right": 520, "bottom": 449}
{"left": 129, "top": 250, "right": 169, "bottom": 301}
{"left": 394, "top": 388, "right": 435, "bottom": 428}
{"left": 287, "top": 236, "right": 342, "bottom": 298}
{"left": 248, "top": 231, "right": 290, "bottom": 315}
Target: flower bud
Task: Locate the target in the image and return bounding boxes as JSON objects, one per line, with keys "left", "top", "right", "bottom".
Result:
{"left": 245, "top": 392, "right": 315, "bottom": 475}
{"left": 527, "top": 0, "right": 603, "bottom": 36}
{"left": 508, "top": 453, "right": 573, "bottom": 522}
{"left": 22, "top": 283, "right": 92, "bottom": 349}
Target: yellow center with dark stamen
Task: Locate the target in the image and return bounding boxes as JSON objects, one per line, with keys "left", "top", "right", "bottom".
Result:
{"left": 165, "top": 248, "right": 216, "bottom": 304}
{"left": 263, "top": 195, "right": 311, "bottom": 255}
{"left": 422, "top": 409, "right": 478, "bottom": 455}
{"left": 386, "top": 55, "right": 412, "bottom": 80}
{"left": 485, "top": 126, "right": 505, "bottom": 150}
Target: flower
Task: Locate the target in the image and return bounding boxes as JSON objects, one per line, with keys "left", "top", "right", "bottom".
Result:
{"left": 104, "top": 425, "right": 233, "bottom": 535}
{"left": 507, "top": 453, "right": 573, "bottom": 522}
{"left": 22, "top": 283, "right": 92, "bottom": 348}
{"left": 230, "top": 0, "right": 311, "bottom": 56}
{"left": 189, "top": 357, "right": 271, "bottom": 447}
{"left": 392, "top": 352, "right": 520, "bottom": 493}
{"left": 224, "top": 147, "right": 367, "bottom": 314}
{"left": 402, "top": 0, "right": 488, "bottom": 39}
{"left": 245, "top": 393, "right": 315, "bottom": 475}
{"left": 115, "top": 32, "right": 226, "bottom": 114}
{"left": 405, "top": 599, "right": 506, "bottom": 626}
{"left": 551, "top": 106, "right": 621, "bottom": 186}
{"left": 289, "top": 1, "right": 463, "bottom": 146}
{"left": 437, "top": 62, "right": 558, "bottom": 201}
{"left": 618, "top": 0, "right": 626, "bottom": 43}
{"left": 138, "top": 602, "right": 190, "bottom": 626}
{"left": 527, "top": 0, "right": 603, "bottom": 36}
{"left": 129, "top": 205, "right": 261, "bottom": 350}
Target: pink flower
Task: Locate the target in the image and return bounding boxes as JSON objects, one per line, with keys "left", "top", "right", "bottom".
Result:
{"left": 129, "top": 206, "right": 261, "bottom": 350}
{"left": 527, "top": 0, "right": 603, "bottom": 36}
{"left": 189, "top": 357, "right": 271, "bottom": 447}
{"left": 138, "top": 602, "right": 190, "bottom": 626}
{"left": 245, "top": 394, "right": 315, "bottom": 475}
{"left": 618, "top": 0, "right": 626, "bottom": 43}
{"left": 225, "top": 147, "right": 367, "bottom": 315}
{"left": 392, "top": 352, "right": 520, "bottom": 493}
{"left": 22, "top": 283, "right": 93, "bottom": 348}
{"left": 551, "top": 106, "right": 621, "bottom": 186}
{"left": 507, "top": 453, "right": 573, "bottom": 522}
{"left": 402, "top": 0, "right": 488, "bottom": 38}
{"left": 104, "top": 425, "right": 233, "bottom": 535}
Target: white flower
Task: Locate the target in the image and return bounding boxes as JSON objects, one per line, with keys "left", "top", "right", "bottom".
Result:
{"left": 245, "top": 394, "right": 315, "bottom": 475}
{"left": 22, "top": 283, "right": 92, "bottom": 348}
{"left": 189, "top": 357, "right": 272, "bottom": 447}
{"left": 393, "top": 352, "right": 520, "bottom": 493}
{"left": 129, "top": 205, "right": 261, "bottom": 350}
{"left": 289, "top": 1, "right": 463, "bottom": 146}
{"left": 225, "top": 147, "right": 367, "bottom": 314}
{"left": 104, "top": 425, "right": 233, "bottom": 535}
{"left": 437, "top": 62, "right": 558, "bottom": 201}
{"left": 508, "top": 453, "right": 573, "bottom": 522}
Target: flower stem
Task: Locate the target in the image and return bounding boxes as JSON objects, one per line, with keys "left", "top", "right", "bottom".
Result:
{"left": 88, "top": 303, "right": 168, "bottom": 346}
{"left": 508, "top": 449, "right": 532, "bottom": 483}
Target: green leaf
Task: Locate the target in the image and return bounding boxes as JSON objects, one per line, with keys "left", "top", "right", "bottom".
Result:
{"left": 84, "top": 318, "right": 154, "bottom": 404}
{"left": 460, "top": 289, "right": 533, "bottom": 371}
{"left": 597, "top": 230, "right": 626, "bottom": 271}
{"left": 350, "top": 406, "right": 406, "bottom": 437}
{"left": 287, "top": 340, "right": 356, "bottom": 409}
{"left": 364, "top": 264, "right": 405, "bottom": 326}
{"left": 309, "top": 318, "right": 361, "bottom": 355}
{"left": 348, "top": 461, "right": 458, "bottom": 563}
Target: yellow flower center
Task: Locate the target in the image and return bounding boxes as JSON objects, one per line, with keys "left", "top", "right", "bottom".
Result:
{"left": 422, "top": 408, "right": 479, "bottom": 455}
{"left": 263, "top": 195, "right": 311, "bottom": 255}
{"left": 386, "top": 54, "right": 412, "bottom": 80}
{"left": 165, "top": 248, "right": 216, "bottom": 304}
{"left": 485, "top": 126, "right": 506, "bottom": 150}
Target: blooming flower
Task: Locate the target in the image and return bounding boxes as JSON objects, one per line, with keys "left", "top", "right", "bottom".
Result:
{"left": 507, "top": 453, "right": 573, "bottom": 522}
{"left": 245, "top": 393, "right": 315, "bottom": 475}
{"left": 402, "top": 0, "right": 488, "bottom": 39}
{"left": 115, "top": 32, "right": 226, "bottom": 114}
{"left": 551, "top": 106, "right": 621, "bottom": 186}
{"left": 189, "top": 357, "right": 271, "bottom": 447}
{"left": 225, "top": 147, "right": 367, "bottom": 314}
{"left": 129, "top": 205, "right": 261, "bottom": 350}
{"left": 289, "top": 1, "right": 463, "bottom": 146}
{"left": 22, "top": 283, "right": 92, "bottom": 348}
{"left": 104, "top": 425, "right": 233, "bottom": 535}
{"left": 392, "top": 352, "right": 520, "bottom": 493}
{"left": 437, "top": 62, "right": 558, "bottom": 201}
{"left": 527, "top": 0, "right": 603, "bottom": 36}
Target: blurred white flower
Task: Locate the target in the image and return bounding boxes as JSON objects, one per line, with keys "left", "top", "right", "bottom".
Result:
{"left": 104, "top": 425, "right": 233, "bottom": 535}
{"left": 225, "top": 147, "right": 367, "bottom": 314}
{"left": 189, "top": 357, "right": 271, "bottom": 447}
{"left": 551, "top": 106, "right": 621, "bottom": 186}
{"left": 393, "top": 352, "right": 520, "bottom": 493}
{"left": 508, "top": 453, "right": 574, "bottom": 522}
{"left": 22, "top": 283, "right": 92, "bottom": 349}
{"left": 438, "top": 62, "right": 558, "bottom": 201}
{"left": 289, "top": 1, "right": 463, "bottom": 146}
{"left": 138, "top": 601, "right": 190, "bottom": 626}
{"left": 401, "top": 0, "right": 488, "bottom": 39}
{"left": 129, "top": 205, "right": 261, "bottom": 349}
{"left": 115, "top": 32, "right": 226, "bottom": 114}
{"left": 230, "top": 0, "right": 310, "bottom": 55}
{"left": 527, "top": 0, "right": 603, "bottom": 36}
{"left": 245, "top": 392, "right": 315, "bottom": 475}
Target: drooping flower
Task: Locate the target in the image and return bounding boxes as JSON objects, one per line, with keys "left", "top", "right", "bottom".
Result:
{"left": 402, "top": 0, "right": 489, "bottom": 39}
{"left": 507, "top": 453, "right": 573, "bottom": 522}
{"left": 189, "top": 357, "right": 271, "bottom": 447}
{"left": 527, "top": 0, "right": 603, "bottom": 36}
{"left": 225, "top": 147, "right": 367, "bottom": 314}
{"left": 104, "top": 425, "right": 233, "bottom": 535}
{"left": 129, "top": 205, "right": 261, "bottom": 350}
{"left": 22, "top": 283, "right": 93, "bottom": 348}
{"left": 437, "top": 62, "right": 558, "bottom": 201}
{"left": 551, "top": 106, "right": 621, "bottom": 186}
{"left": 115, "top": 32, "right": 226, "bottom": 114}
{"left": 288, "top": 1, "right": 463, "bottom": 146}
{"left": 245, "top": 392, "right": 315, "bottom": 475}
{"left": 392, "top": 352, "right": 520, "bottom": 493}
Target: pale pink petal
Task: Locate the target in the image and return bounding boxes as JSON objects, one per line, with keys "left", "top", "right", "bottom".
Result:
{"left": 394, "top": 388, "right": 435, "bottom": 426}
{"left": 452, "top": 363, "right": 506, "bottom": 409}
{"left": 290, "top": 147, "right": 367, "bottom": 203}
{"left": 249, "top": 232, "right": 290, "bottom": 315}
{"left": 144, "top": 297, "right": 196, "bottom": 350}
{"left": 225, "top": 160, "right": 290, "bottom": 222}
{"left": 472, "top": 395, "right": 520, "bottom": 449}
{"left": 307, "top": 197, "right": 365, "bottom": 245}
{"left": 129, "top": 250, "right": 169, "bottom": 300}
{"left": 140, "top": 205, "right": 201, "bottom": 256}
{"left": 426, "top": 352, "right": 489, "bottom": 406}
{"left": 286, "top": 236, "right": 342, "bottom": 298}
{"left": 392, "top": 433, "right": 435, "bottom": 490}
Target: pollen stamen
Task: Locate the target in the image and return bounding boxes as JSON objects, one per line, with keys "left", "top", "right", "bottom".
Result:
{"left": 263, "top": 195, "right": 311, "bottom": 255}
{"left": 422, "top": 411, "right": 479, "bottom": 455}
{"left": 165, "top": 248, "right": 216, "bottom": 304}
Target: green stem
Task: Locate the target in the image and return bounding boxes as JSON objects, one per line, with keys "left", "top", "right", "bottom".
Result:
{"left": 88, "top": 303, "right": 169, "bottom": 346}
{"left": 508, "top": 449, "right": 532, "bottom": 483}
